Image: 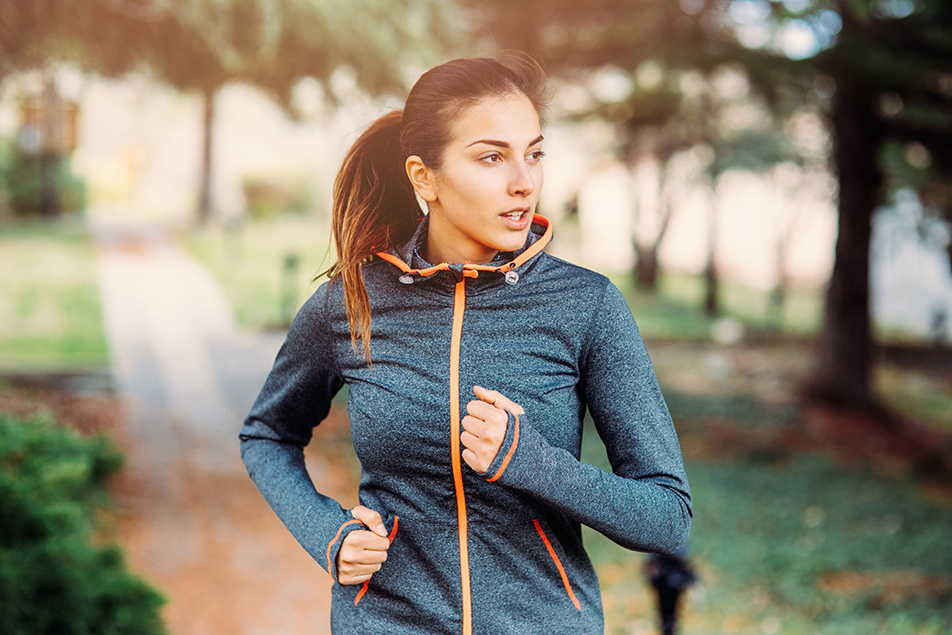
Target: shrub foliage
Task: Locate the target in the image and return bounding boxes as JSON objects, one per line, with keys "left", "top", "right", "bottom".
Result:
{"left": 0, "top": 412, "right": 166, "bottom": 635}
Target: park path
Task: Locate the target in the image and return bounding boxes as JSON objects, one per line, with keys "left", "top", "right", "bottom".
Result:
{"left": 95, "top": 226, "right": 352, "bottom": 635}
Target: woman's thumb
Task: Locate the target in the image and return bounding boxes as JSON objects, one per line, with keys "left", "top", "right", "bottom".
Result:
{"left": 351, "top": 505, "right": 387, "bottom": 537}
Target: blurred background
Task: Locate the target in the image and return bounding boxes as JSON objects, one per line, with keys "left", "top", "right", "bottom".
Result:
{"left": 1, "top": 1, "right": 951, "bottom": 634}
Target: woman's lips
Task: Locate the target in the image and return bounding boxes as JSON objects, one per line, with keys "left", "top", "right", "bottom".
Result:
{"left": 500, "top": 207, "right": 532, "bottom": 230}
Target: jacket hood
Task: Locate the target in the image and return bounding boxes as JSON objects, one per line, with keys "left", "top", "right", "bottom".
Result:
{"left": 376, "top": 214, "right": 553, "bottom": 286}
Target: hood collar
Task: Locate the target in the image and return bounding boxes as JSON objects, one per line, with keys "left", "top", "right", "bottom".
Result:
{"left": 376, "top": 214, "right": 552, "bottom": 284}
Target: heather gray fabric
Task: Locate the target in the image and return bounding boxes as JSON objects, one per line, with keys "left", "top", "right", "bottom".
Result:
{"left": 240, "top": 217, "right": 692, "bottom": 635}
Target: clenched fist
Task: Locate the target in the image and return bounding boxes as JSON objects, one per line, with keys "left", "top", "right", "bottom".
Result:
{"left": 336, "top": 505, "right": 391, "bottom": 585}
{"left": 461, "top": 386, "right": 525, "bottom": 474}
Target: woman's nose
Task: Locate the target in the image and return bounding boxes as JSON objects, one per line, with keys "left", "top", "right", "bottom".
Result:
{"left": 509, "top": 161, "right": 535, "bottom": 197}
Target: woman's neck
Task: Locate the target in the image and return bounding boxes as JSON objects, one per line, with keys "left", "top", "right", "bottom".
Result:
{"left": 423, "top": 215, "right": 498, "bottom": 265}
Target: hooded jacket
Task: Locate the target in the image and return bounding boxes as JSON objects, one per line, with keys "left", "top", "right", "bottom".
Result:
{"left": 239, "top": 215, "right": 692, "bottom": 635}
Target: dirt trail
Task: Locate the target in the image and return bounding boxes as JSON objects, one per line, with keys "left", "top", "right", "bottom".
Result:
{"left": 94, "top": 226, "right": 354, "bottom": 635}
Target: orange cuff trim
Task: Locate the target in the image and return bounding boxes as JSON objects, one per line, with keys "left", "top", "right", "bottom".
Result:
{"left": 354, "top": 517, "right": 400, "bottom": 606}
{"left": 533, "top": 519, "right": 581, "bottom": 611}
{"left": 326, "top": 519, "right": 363, "bottom": 580}
{"left": 487, "top": 413, "right": 519, "bottom": 483}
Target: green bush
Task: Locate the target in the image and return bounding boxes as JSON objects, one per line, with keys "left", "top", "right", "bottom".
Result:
{"left": 0, "top": 139, "right": 87, "bottom": 217}
{"left": 0, "top": 412, "right": 166, "bottom": 635}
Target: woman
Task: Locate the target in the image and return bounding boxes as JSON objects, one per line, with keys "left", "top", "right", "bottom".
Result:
{"left": 240, "top": 55, "right": 691, "bottom": 635}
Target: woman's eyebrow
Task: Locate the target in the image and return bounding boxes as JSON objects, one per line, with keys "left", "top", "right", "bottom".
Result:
{"left": 466, "top": 135, "right": 545, "bottom": 149}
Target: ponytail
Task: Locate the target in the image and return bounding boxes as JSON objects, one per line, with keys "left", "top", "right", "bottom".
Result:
{"left": 329, "top": 110, "right": 422, "bottom": 362}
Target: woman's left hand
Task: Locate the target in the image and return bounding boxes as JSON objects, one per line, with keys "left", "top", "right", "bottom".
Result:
{"left": 461, "top": 386, "right": 525, "bottom": 473}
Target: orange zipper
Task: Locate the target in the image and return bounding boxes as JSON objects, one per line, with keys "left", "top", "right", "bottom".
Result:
{"left": 532, "top": 519, "right": 581, "bottom": 611}
{"left": 450, "top": 276, "right": 472, "bottom": 634}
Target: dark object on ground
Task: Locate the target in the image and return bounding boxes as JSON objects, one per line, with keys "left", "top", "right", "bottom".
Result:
{"left": 645, "top": 547, "right": 696, "bottom": 635}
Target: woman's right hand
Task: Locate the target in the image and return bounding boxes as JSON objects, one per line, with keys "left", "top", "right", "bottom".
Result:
{"left": 336, "top": 505, "right": 392, "bottom": 585}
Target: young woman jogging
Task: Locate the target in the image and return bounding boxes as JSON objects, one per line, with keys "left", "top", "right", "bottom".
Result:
{"left": 239, "top": 55, "right": 692, "bottom": 635}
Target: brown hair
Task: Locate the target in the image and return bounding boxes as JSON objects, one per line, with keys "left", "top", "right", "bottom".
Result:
{"left": 328, "top": 54, "right": 549, "bottom": 361}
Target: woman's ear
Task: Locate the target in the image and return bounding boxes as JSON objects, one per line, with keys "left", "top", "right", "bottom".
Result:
{"left": 406, "top": 155, "right": 438, "bottom": 202}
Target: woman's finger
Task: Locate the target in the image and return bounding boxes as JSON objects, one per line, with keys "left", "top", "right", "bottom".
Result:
{"left": 462, "top": 411, "right": 503, "bottom": 437}
{"left": 473, "top": 385, "right": 525, "bottom": 415}
{"left": 466, "top": 399, "right": 499, "bottom": 420}
{"left": 350, "top": 505, "right": 388, "bottom": 536}
{"left": 340, "top": 571, "right": 375, "bottom": 585}
{"left": 461, "top": 448, "right": 487, "bottom": 473}
{"left": 343, "top": 530, "right": 391, "bottom": 553}
{"left": 460, "top": 428, "right": 479, "bottom": 448}
{"left": 338, "top": 561, "right": 382, "bottom": 585}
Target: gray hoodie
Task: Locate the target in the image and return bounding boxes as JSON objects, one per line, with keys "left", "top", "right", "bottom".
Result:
{"left": 240, "top": 215, "right": 692, "bottom": 635}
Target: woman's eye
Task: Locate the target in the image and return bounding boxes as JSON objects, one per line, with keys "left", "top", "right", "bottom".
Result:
{"left": 481, "top": 153, "right": 503, "bottom": 164}
{"left": 528, "top": 150, "right": 546, "bottom": 161}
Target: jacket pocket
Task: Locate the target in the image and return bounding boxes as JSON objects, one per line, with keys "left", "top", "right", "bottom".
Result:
{"left": 532, "top": 518, "right": 581, "bottom": 611}
{"left": 353, "top": 515, "right": 399, "bottom": 606}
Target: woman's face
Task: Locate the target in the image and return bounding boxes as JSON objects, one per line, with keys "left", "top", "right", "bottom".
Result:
{"left": 409, "top": 92, "right": 544, "bottom": 265}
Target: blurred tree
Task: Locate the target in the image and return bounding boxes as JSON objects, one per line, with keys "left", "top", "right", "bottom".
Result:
{"left": 472, "top": 3, "right": 806, "bottom": 316}
{"left": 469, "top": 0, "right": 952, "bottom": 414}
{"left": 0, "top": 0, "right": 154, "bottom": 218}
{"left": 742, "top": 0, "right": 952, "bottom": 412}
{"left": 149, "top": 0, "right": 456, "bottom": 223}
{"left": 0, "top": 0, "right": 457, "bottom": 223}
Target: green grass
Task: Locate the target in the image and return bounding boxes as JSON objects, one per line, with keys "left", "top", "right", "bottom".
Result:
{"left": 581, "top": 401, "right": 952, "bottom": 635}
{"left": 178, "top": 217, "right": 331, "bottom": 330}
{"left": 877, "top": 364, "right": 952, "bottom": 432}
{"left": 0, "top": 219, "right": 108, "bottom": 371}
{"left": 610, "top": 270, "right": 825, "bottom": 341}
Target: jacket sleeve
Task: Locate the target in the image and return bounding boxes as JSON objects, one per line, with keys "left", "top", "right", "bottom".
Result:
{"left": 238, "top": 286, "right": 361, "bottom": 581}
{"left": 482, "top": 282, "right": 692, "bottom": 554}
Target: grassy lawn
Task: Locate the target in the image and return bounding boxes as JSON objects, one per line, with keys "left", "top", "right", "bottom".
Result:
{"left": 610, "top": 270, "right": 825, "bottom": 341}
{"left": 581, "top": 401, "right": 952, "bottom": 635}
{"left": 876, "top": 364, "right": 952, "bottom": 432}
{"left": 178, "top": 216, "right": 331, "bottom": 330}
{"left": 0, "top": 219, "right": 108, "bottom": 371}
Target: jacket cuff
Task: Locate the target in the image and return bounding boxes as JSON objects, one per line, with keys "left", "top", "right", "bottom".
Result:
{"left": 482, "top": 410, "right": 520, "bottom": 482}
{"left": 483, "top": 414, "right": 558, "bottom": 491}
{"left": 324, "top": 511, "right": 364, "bottom": 584}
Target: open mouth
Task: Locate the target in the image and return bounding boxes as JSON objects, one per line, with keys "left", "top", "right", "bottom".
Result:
{"left": 502, "top": 210, "right": 527, "bottom": 221}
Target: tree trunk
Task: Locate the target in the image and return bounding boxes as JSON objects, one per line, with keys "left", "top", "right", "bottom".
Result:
{"left": 703, "top": 188, "right": 719, "bottom": 317}
{"left": 767, "top": 242, "right": 788, "bottom": 331}
{"left": 635, "top": 243, "right": 659, "bottom": 290}
{"left": 38, "top": 152, "right": 60, "bottom": 218}
{"left": 197, "top": 87, "right": 216, "bottom": 224}
{"left": 703, "top": 260, "right": 719, "bottom": 317}
{"left": 946, "top": 234, "right": 952, "bottom": 282}
{"left": 806, "top": 82, "right": 882, "bottom": 410}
